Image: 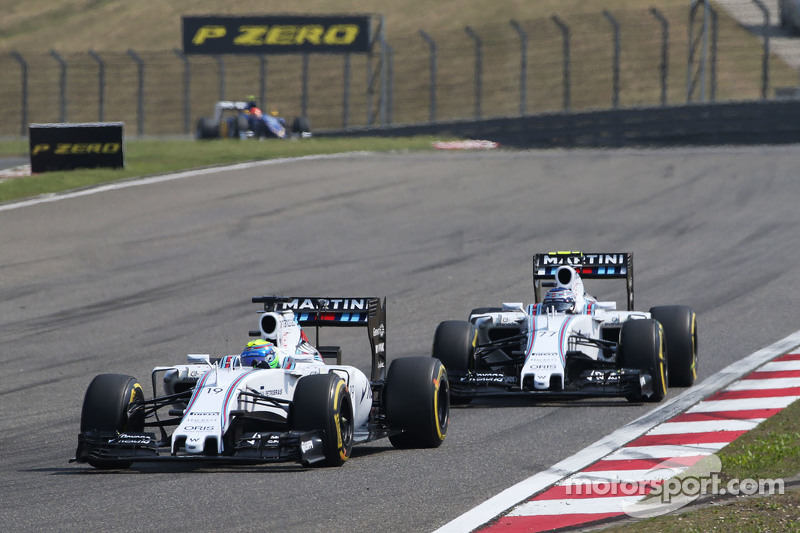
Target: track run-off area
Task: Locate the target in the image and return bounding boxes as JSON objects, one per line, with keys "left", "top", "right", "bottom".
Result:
{"left": 2, "top": 146, "right": 800, "bottom": 532}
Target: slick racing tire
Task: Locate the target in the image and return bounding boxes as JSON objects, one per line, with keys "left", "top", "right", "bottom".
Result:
{"left": 385, "top": 357, "right": 449, "bottom": 449}
{"left": 650, "top": 305, "right": 698, "bottom": 388}
{"left": 80, "top": 373, "right": 145, "bottom": 469}
{"left": 291, "top": 373, "right": 354, "bottom": 467}
{"left": 432, "top": 320, "right": 476, "bottom": 405}
{"left": 236, "top": 115, "right": 250, "bottom": 139}
{"left": 291, "top": 116, "right": 311, "bottom": 135}
{"left": 618, "top": 319, "right": 668, "bottom": 403}
{"left": 195, "top": 117, "right": 219, "bottom": 139}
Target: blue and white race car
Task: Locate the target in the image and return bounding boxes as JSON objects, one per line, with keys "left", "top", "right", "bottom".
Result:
{"left": 432, "top": 252, "right": 697, "bottom": 404}
{"left": 73, "top": 296, "right": 448, "bottom": 469}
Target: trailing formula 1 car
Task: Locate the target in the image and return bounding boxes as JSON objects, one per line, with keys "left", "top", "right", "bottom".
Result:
{"left": 195, "top": 100, "right": 311, "bottom": 140}
{"left": 73, "top": 296, "right": 448, "bottom": 469}
{"left": 433, "top": 252, "right": 697, "bottom": 404}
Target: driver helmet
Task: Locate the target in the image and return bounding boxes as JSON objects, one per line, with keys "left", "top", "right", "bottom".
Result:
{"left": 268, "top": 107, "right": 280, "bottom": 117}
{"left": 542, "top": 287, "right": 576, "bottom": 313}
{"left": 240, "top": 339, "right": 278, "bottom": 368}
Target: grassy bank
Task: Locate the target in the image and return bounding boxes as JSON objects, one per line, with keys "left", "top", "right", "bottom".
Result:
{"left": 0, "top": 136, "right": 439, "bottom": 204}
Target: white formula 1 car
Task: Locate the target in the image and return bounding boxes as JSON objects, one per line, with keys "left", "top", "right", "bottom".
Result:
{"left": 433, "top": 252, "right": 697, "bottom": 404}
{"left": 73, "top": 296, "right": 449, "bottom": 469}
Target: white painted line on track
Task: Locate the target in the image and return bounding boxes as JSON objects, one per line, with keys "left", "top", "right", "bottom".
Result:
{"left": 433, "top": 328, "right": 800, "bottom": 533}
{"left": 645, "top": 419, "right": 764, "bottom": 435}
{"left": 0, "top": 152, "right": 372, "bottom": 213}
{"left": 603, "top": 443, "right": 731, "bottom": 461}
{"left": 602, "top": 443, "right": 733, "bottom": 461}
{"left": 686, "top": 396, "right": 800, "bottom": 413}
{"left": 727, "top": 377, "right": 800, "bottom": 390}
{"left": 508, "top": 495, "right": 639, "bottom": 516}
{"left": 756, "top": 360, "right": 800, "bottom": 372}
{"left": 565, "top": 468, "right": 686, "bottom": 484}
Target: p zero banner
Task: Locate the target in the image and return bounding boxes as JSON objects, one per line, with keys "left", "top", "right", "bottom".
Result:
{"left": 29, "top": 123, "right": 125, "bottom": 173}
{"left": 182, "top": 15, "right": 372, "bottom": 55}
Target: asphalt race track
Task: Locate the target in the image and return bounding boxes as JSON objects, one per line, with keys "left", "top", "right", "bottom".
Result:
{"left": 2, "top": 146, "right": 800, "bottom": 532}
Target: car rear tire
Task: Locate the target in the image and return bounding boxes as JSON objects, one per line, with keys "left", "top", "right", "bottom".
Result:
{"left": 291, "top": 116, "right": 311, "bottom": 136}
{"left": 195, "top": 117, "right": 219, "bottom": 139}
{"left": 432, "top": 320, "right": 476, "bottom": 404}
{"left": 236, "top": 115, "right": 250, "bottom": 138}
{"left": 650, "top": 305, "right": 697, "bottom": 387}
{"left": 385, "top": 357, "right": 449, "bottom": 449}
{"left": 80, "top": 373, "right": 145, "bottom": 469}
{"left": 618, "top": 319, "right": 667, "bottom": 403}
{"left": 291, "top": 373, "right": 353, "bottom": 467}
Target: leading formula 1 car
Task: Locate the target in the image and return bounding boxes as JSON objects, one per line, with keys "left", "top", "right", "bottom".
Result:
{"left": 432, "top": 252, "right": 697, "bottom": 404}
{"left": 73, "top": 296, "right": 449, "bottom": 469}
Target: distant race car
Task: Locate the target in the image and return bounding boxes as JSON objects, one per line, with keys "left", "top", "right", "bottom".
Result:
{"left": 779, "top": 0, "right": 800, "bottom": 35}
{"left": 432, "top": 252, "right": 697, "bottom": 404}
{"left": 72, "top": 296, "right": 449, "bottom": 469}
{"left": 195, "top": 101, "right": 311, "bottom": 140}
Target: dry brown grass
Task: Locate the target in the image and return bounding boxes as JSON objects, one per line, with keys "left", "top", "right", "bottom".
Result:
{"left": 0, "top": 1, "right": 794, "bottom": 136}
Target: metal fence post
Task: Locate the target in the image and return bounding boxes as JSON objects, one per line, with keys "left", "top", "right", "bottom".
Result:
{"left": 510, "top": 19, "right": 528, "bottom": 116}
{"left": 366, "top": 16, "right": 387, "bottom": 126}
{"left": 688, "top": 1, "right": 717, "bottom": 103}
{"left": 649, "top": 8, "right": 670, "bottom": 106}
{"left": 379, "top": 33, "right": 388, "bottom": 127}
{"left": 259, "top": 55, "right": 268, "bottom": 108}
{"left": 750, "top": 0, "right": 770, "bottom": 99}
{"left": 386, "top": 43, "right": 394, "bottom": 125}
{"left": 603, "top": 11, "right": 621, "bottom": 108}
{"left": 127, "top": 49, "right": 145, "bottom": 136}
{"left": 50, "top": 49, "right": 67, "bottom": 122}
{"left": 343, "top": 53, "right": 351, "bottom": 128}
{"left": 419, "top": 30, "right": 438, "bottom": 122}
{"left": 710, "top": 7, "right": 718, "bottom": 101}
{"left": 551, "top": 16, "right": 571, "bottom": 111}
{"left": 214, "top": 56, "right": 225, "bottom": 100}
{"left": 88, "top": 49, "right": 105, "bottom": 122}
{"left": 465, "top": 26, "right": 483, "bottom": 119}
{"left": 173, "top": 49, "right": 191, "bottom": 135}
{"left": 366, "top": 47, "right": 373, "bottom": 125}
{"left": 301, "top": 53, "right": 309, "bottom": 118}
{"left": 10, "top": 51, "right": 28, "bottom": 136}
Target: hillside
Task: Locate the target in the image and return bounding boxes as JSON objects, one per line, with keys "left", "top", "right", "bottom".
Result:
{"left": 0, "top": 0, "right": 793, "bottom": 136}
{"left": 0, "top": 0, "right": 683, "bottom": 52}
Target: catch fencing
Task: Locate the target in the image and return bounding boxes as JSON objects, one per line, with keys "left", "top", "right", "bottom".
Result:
{"left": 0, "top": 3, "right": 797, "bottom": 138}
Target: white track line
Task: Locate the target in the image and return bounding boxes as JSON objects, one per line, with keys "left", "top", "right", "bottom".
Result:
{"left": 0, "top": 152, "right": 371, "bottom": 213}
{"left": 686, "top": 396, "right": 800, "bottom": 413}
{"left": 728, "top": 377, "right": 800, "bottom": 390}
{"left": 645, "top": 419, "right": 764, "bottom": 435}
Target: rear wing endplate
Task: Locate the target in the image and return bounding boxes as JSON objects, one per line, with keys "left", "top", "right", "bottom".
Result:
{"left": 533, "top": 252, "right": 634, "bottom": 311}
{"left": 251, "top": 296, "right": 387, "bottom": 381}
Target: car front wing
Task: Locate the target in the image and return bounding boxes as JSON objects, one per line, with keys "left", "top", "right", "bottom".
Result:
{"left": 448, "top": 367, "right": 654, "bottom": 399}
{"left": 72, "top": 428, "right": 329, "bottom": 467}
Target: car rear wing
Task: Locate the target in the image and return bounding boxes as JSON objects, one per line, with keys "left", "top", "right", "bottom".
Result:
{"left": 216, "top": 101, "right": 249, "bottom": 111}
{"left": 533, "top": 252, "right": 634, "bottom": 311}
{"left": 251, "top": 296, "right": 387, "bottom": 381}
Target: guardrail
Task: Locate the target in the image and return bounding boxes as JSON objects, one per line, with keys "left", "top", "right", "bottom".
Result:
{"left": 317, "top": 99, "right": 800, "bottom": 148}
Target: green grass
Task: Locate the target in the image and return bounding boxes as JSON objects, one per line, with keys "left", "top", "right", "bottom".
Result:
{"left": 719, "top": 401, "right": 800, "bottom": 482}
{"left": 0, "top": 136, "right": 440, "bottom": 204}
